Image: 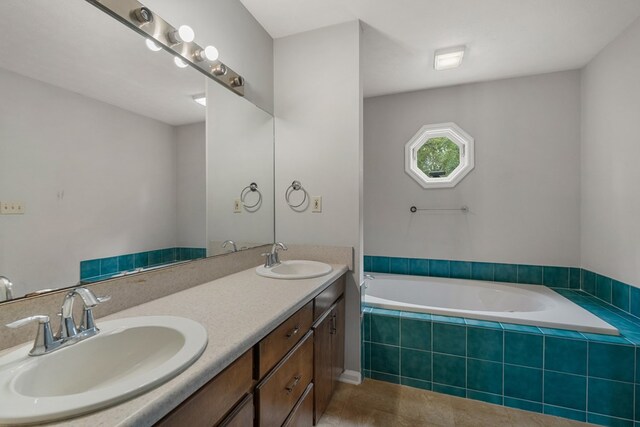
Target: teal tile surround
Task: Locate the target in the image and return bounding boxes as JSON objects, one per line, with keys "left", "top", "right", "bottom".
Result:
{"left": 80, "top": 247, "right": 206, "bottom": 283}
{"left": 363, "top": 255, "right": 640, "bottom": 426}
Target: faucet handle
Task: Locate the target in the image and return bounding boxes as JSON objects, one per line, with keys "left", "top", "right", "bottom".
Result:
{"left": 6, "top": 315, "right": 59, "bottom": 356}
{"left": 6, "top": 315, "right": 50, "bottom": 329}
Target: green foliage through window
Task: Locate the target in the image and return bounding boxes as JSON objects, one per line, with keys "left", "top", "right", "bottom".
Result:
{"left": 417, "top": 137, "right": 460, "bottom": 177}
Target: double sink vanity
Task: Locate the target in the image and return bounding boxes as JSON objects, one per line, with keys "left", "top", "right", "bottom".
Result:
{"left": 0, "top": 252, "right": 349, "bottom": 426}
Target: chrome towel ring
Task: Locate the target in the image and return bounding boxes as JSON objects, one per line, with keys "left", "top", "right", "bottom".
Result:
{"left": 240, "top": 182, "right": 262, "bottom": 212}
{"left": 285, "top": 180, "right": 308, "bottom": 209}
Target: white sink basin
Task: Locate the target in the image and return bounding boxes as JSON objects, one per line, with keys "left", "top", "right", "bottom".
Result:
{"left": 0, "top": 316, "right": 207, "bottom": 425}
{"left": 256, "top": 260, "right": 333, "bottom": 279}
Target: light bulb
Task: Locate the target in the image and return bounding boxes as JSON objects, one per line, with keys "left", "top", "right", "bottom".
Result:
{"left": 145, "top": 39, "right": 162, "bottom": 52}
{"left": 174, "top": 56, "right": 189, "bottom": 68}
{"left": 168, "top": 25, "right": 195, "bottom": 44}
{"left": 195, "top": 45, "right": 219, "bottom": 62}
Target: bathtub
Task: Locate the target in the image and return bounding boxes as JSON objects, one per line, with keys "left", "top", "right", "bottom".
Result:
{"left": 363, "top": 273, "right": 618, "bottom": 335}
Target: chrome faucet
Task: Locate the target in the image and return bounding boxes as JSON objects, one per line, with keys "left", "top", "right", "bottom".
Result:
{"left": 6, "top": 287, "right": 110, "bottom": 356}
{"left": 222, "top": 240, "right": 238, "bottom": 253}
{"left": 262, "top": 242, "right": 288, "bottom": 268}
{"left": 58, "top": 287, "right": 111, "bottom": 340}
{"left": 0, "top": 276, "right": 13, "bottom": 302}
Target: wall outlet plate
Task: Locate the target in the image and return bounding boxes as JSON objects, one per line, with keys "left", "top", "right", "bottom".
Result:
{"left": 0, "top": 201, "right": 25, "bottom": 215}
{"left": 234, "top": 199, "right": 242, "bottom": 213}
{"left": 312, "top": 196, "right": 322, "bottom": 213}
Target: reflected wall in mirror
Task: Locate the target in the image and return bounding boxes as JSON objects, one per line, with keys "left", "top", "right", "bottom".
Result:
{"left": 0, "top": 0, "right": 274, "bottom": 302}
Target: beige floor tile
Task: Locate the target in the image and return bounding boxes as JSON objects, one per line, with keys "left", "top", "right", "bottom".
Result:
{"left": 318, "top": 379, "right": 593, "bottom": 427}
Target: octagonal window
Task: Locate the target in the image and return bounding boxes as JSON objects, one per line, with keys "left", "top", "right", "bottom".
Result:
{"left": 417, "top": 137, "right": 460, "bottom": 178}
{"left": 405, "top": 122, "right": 474, "bottom": 189}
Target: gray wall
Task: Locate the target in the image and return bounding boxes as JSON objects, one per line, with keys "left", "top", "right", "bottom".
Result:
{"left": 0, "top": 68, "right": 178, "bottom": 295}
{"left": 274, "top": 21, "right": 363, "bottom": 375}
{"left": 176, "top": 121, "right": 206, "bottom": 248}
{"left": 364, "top": 70, "right": 582, "bottom": 266}
{"left": 581, "top": 18, "right": 640, "bottom": 287}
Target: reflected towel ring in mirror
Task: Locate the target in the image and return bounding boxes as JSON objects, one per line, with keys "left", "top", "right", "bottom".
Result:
{"left": 240, "top": 182, "right": 262, "bottom": 212}
{"left": 285, "top": 180, "right": 308, "bottom": 209}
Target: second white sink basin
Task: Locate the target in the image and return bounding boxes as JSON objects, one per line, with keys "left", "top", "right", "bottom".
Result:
{"left": 256, "top": 260, "right": 333, "bottom": 279}
{"left": 0, "top": 315, "right": 207, "bottom": 425}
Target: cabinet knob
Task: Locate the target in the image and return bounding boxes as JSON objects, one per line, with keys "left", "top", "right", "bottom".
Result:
{"left": 285, "top": 375, "right": 301, "bottom": 394}
{"left": 286, "top": 325, "right": 300, "bottom": 338}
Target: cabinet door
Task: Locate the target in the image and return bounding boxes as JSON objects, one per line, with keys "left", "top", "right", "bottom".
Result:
{"left": 331, "top": 297, "right": 345, "bottom": 386}
{"left": 313, "top": 311, "right": 333, "bottom": 424}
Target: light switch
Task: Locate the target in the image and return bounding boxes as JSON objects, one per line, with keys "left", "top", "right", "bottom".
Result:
{"left": 312, "top": 196, "right": 322, "bottom": 213}
{"left": 234, "top": 199, "right": 242, "bottom": 213}
{"left": 0, "top": 201, "right": 25, "bottom": 215}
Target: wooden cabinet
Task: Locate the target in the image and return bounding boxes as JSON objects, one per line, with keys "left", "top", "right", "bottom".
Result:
{"left": 155, "top": 273, "right": 346, "bottom": 427}
{"left": 283, "top": 383, "right": 314, "bottom": 427}
{"left": 257, "top": 301, "right": 313, "bottom": 379}
{"left": 256, "top": 331, "right": 314, "bottom": 427}
{"left": 313, "top": 296, "right": 346, "bottom": 424}
{"left": 156, "top": 350, "right": 253, "bottom": 427}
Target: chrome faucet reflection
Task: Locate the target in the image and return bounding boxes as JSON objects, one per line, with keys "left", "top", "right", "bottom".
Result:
{"left": 6, "top": 287, "right": 110, "bottom": 356}
{"left": 261, "top": 242, "right": 288, "bottom": 268}
{"left": 222, "top": 240, "right": 238, "bottom": 253}
{"left": 0, "top": 276, "right": 13, "bottom": 302}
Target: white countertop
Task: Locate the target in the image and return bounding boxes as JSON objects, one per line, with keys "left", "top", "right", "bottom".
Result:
{"left": 29, "top": 264, "right": 348, "bottom": 426}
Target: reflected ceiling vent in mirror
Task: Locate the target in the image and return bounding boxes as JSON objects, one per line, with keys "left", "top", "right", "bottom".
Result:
{"left": 434, "top": 46, "right": 466, "bottom": 71}
{"left": 87, "top": 0, "right": 245, "bottom": 96}
{"left": 192, "top": 94, "right": 206, "bottom": 107}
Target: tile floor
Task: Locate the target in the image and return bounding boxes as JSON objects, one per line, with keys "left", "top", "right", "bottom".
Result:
{"left": 317, "top": 379, "right": 592, "bottom": 427}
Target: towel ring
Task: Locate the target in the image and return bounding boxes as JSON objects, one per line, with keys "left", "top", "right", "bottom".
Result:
{"left": 240, "top": 182, "right": 262, "bottom": 211}
{"left": 285, "top": 180, "right": 308, "bottom": 208}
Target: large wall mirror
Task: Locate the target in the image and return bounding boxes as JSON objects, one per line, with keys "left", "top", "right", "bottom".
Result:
{"left": 0, "top": 0, "right": 274, "bottom": 302}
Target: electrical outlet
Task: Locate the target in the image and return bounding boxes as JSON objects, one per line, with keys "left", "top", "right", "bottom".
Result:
{"left": 0, "top": 201, "right": 25, "bottom": 215}
{"left": 312, "top": 196, "right": 322, "bottom": 213}
{"left": 234, "top": 199, "right": 242, "bottom": 213}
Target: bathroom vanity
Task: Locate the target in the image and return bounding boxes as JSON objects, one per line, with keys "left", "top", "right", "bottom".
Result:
{"left": 156, "top": 274, "right": 346, "bottom": 426}
{"left": 2, "top": 263, "right": 350, "bottom": 426}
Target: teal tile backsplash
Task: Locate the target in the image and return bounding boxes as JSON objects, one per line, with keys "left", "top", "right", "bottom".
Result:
{"left": 80, "top": 247, "right": 206, "bottom": 282}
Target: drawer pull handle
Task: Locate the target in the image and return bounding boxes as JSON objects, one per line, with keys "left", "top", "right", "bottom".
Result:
{"left": 285, "top": 375, "right": 301, "bottom": 394}
{"left": 286, "top": 326, "right": 300, "bottom": 338}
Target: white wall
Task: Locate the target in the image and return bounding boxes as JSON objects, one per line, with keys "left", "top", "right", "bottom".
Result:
{"left": 206, "top": 80, "right": 274, "bottom": 255}
{"left": 176, "top": 121, "right": 206, "bottom": 248}
{"left": 581, "top": 18, "right": 640, "bottom": 287}
{"left": 145, "top": 0, "right": 274, "bottom": 114}
{"left": 364, "top": 71, "right": 582, "bottom": 266}
{"left": 0, "top": 68, "right": 178, "bottom": 295}
{"left": 274, "top": 21, "right": 363, "bottom": 374}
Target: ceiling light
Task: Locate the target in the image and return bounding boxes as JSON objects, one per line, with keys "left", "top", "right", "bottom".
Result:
{"left": 195, "top": 45, "right": 219, "bottom": 62}
{"left": 168, "top": 25, "right": 195, "bottom": 44}
{"left": 174, "top": 57, "right": 189, "bottom": 68}
{"left": 145, "top": 39, "right": 162, "bottom": 52}
{"left": 192, "top": 94, "right": 206, "bottom": 107}
{"left": 434, "top": 46, "right": 466, "bottom": 71}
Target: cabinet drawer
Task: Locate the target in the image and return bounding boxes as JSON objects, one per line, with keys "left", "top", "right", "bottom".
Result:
{"left": 283, "top": 383, "right": 314, "bottom": 427}
{"left": 156, "top": 350, "right": 253, "bottom": 427}
{"left": 219, "top": 393, "right": 254, "bottom": 427}
{"left": 257, "top": 301, "right": 313, "bottom": 379}
{"left": 314, "top": 275, "right": 345, "bottom": 321}
{"left": 256, "top": 331, "right": 314, "bottom": 427}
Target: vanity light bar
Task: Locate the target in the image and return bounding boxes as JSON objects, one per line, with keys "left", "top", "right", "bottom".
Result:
{"left": 85, "top": 0, "right": 245, "bottom": 96}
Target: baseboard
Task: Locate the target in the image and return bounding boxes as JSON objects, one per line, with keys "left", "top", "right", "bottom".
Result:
{"left": 338, "top": 370, "right": 362, "bottom": 385}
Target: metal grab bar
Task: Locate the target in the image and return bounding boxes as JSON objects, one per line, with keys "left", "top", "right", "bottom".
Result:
{"left": 410, "top": 205, "right": 468, "bottom": 213}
